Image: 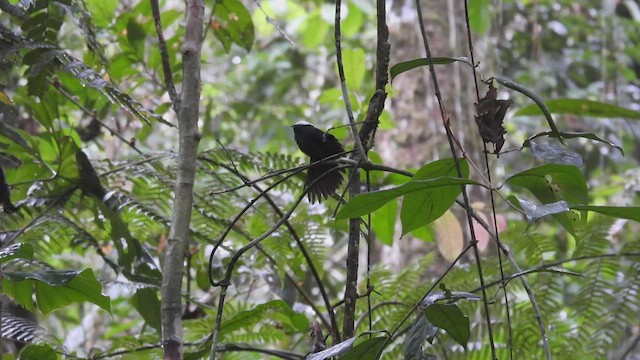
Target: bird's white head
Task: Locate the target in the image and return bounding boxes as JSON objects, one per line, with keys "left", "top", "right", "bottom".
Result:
{"left": 293, "top": 120, "right": 313, "bottom": 127}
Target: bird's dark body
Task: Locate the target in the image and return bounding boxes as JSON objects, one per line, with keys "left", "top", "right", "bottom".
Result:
{"left": 292, "top": 122, "right": 345, "bottom": 203}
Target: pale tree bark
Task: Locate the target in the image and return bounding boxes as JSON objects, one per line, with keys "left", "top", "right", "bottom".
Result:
{"left": 160, "top": 0, "right": 204, "bottom": 359}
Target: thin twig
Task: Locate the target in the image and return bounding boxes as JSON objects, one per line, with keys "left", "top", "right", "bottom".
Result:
{"left": 376, "top": 243, "right": 475, "bottom": 358}
{"left": 414, "top": 0, "right": 497, "bottom": 357}
{"left": 206, "top": 150, "right": 341, "bottom": 342}
{"left": 208, "top": 150, "right": 353, "bottom": 195}
{"left": 463, "top": 1, "right": 516, "bottom": 359}
{"left": 334, "top": 0, "right": 366, "bottom": 161}
{"left": 208, "top": 165, "right": 350, "bottom": 359}
{"left": 150, "top": 0, "right": 179, "bottom": 107}
{"left": 53, "top": 82, "right": 143, "bottom": 154}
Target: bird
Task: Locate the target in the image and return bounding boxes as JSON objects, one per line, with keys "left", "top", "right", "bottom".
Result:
{"left": 292, "top": 121, "right": 345, "bottom": 203}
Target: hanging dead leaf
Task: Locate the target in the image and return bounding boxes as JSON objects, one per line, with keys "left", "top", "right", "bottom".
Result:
{"left": 474, "top": 81, "right": 512, "bottom": 155}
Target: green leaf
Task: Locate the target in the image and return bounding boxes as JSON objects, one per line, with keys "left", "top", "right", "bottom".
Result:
{"left": 4, "top": 268, "right": 111, "bottom": 313}
{"left": 468, "top": 0, "right": 491, "bottom": 34}
{"left": 301, "top": 11, "right": 329, "bottom": 49}
{"left": 390, "top": 57, "right": 471, "bottom": 83}
{"left": 0, "top": 243, "right": 33, "bottom": 265}
{"left": 18, "top": 344, "right": 57, "bottom": 360}
{"left": 3, "top": 278, "right": 35, "bottom": 312}
{"left": 506, "top": 164, "right": 588, "bottom": 205}
{"left": 341, "top": 48, "right": 366, "bottom": 90}
{"left": 514, "top": 98, "right": 640, "bottom": 120}
{"left": 86, "top": 0, "right": 117, "bottom": 27}
{"left": 130, "top": 287, "right": 161, "bottom": 331}
{"left": 336, "top": 177, "right": 479, "bottom": 220}
{"left": 424, "top": 304, "right": 470, "bottom": 350}
{"left": 126, "top": 18, "right": 146, "bottom": 60}
{"left": 0, "top": 119, "right": 34, "bottom": 152}
{"left": 221, "top": 300, "right": 309, "bottom": 335}
{"left": 570, "top": 205, "right": 640, "bottom": 222}
{"left": 371, "top": 198, "right": 397, "bottom": 245}
{"left": 506, "top": 164, "right": 588, "bottom": 236}
{"left": 400, "top": 159, "right": 469, "bottom": 235}
{"left": 212, "top": 0, "right": 255, "bottom": 52}
{"left": 340, "top": 336, "right": 388, "bottom": 360}
{"left": 342, "top": 3, "right": 365, "bottom": 37}
{"left": 404, "top": 315, "right": 438, "bottom": 359}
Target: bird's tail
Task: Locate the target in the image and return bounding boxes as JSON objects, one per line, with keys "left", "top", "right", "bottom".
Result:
{"left": 305, "top": 162, "right": 344, "bottom": 204}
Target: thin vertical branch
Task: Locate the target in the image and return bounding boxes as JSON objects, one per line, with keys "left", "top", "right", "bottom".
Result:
{"left": 462, "top": 1, "right": 550, "bottom": 358}
{"left": 365, "top": 171, "right": 373, "bottom": 334}
{"left": 462, "top": 2, "right": 516, "bottom": 359}
{"left": 150, "top": 0, "right": 179, "bottom": 107}
{"left": 414, "top": 0, "right": 497, "bottom": 358}
{"left": 160, "top": 0, "right": 204, "bottom": 359}
{"left": 337, "top": 0, "right": 390, "bottom": 339}
{"left": 334, "top": 0, "right": 366, "bottom": 160}
{"left": 359, "top": 0, "right": 390, "bottom": 148}
{"left": 334, "top": 0, "right": 362, "bottom": 339}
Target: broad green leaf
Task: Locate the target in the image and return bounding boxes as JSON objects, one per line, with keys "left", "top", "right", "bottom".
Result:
{"left": 514, "top": 98, "right": 640, "bottom": 120}
{"left": 108, "top": 212, "right": 162, "bottom": 285}
{"left": 468, "top": 0, "right": 491, "bottom": 34}
{"left": 212, "top": 0, "right": 255, "bottom": 52}
{"left": 340, "top": 336, "right": 388, "bottom": 360}
{"left": 18, "top": 344, "right": 57, "bottom": 360}
{"left": 220, "top": 300, "right": 309, "bottom": 335}
{"left": 378, "top": 109, "right": 394, "bottom": 130}
{"left": 3, "top": 277, "right": 34, "bottom": 311}
{"left": 0, "top": 120, "right": 34, "bottom": 152}
{"left": 404, "top": 315, "right": 438, "bottom": 360}
{"left": 342, "top": 3, "right": 365, "bottom": 37}
{"left": 401, "top": 159, "right": 469, "bottom": 234}
{"left": 86, "top": 0, "right": 117, "bottom": 27}
{"left": 131, "top": 287, "right": 161, "bottom": 331}
{"left": 341, "top": 48, "right": 366, "bottom": 90}
{"left": 410, "top": 225, "right": 434, "bottom": 242}
{"left": 0, "top": 243, "right": 33, "bottom": 265}
{"left": 4, "top": 268, "right": 110, "bottom": 313}
{"left": 126, "top": 18, "right": 146, "bottom": 60}
{"left": 506, "top": 164, "right": 589, "bottom": 236}
{"left": 506, "top": 164, "right": 588, "bottom": 204}
{"left": 371, "top": 197, "right": 397, "bottom": 245}
{"left": 301, "top": 11, "right": 329, "bottom": 49}
{"left": 506, "top": 164, "right": 588, "bottom": 236}
{"left": 390, "top": 57, "right": 471, "bottom": 83}
{"left": 336, "top": 177, "right": 479, "bottom": 220}
{"left": 570, "top": 205, "right": 640, "bottom": 222}
{"left": 424, "top": 304, "right": 470, "bottom": 350}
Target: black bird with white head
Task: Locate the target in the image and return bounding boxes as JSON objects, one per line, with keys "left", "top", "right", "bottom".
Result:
{"left": 292, "top": 121, "right": 345, "bottom": 203}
